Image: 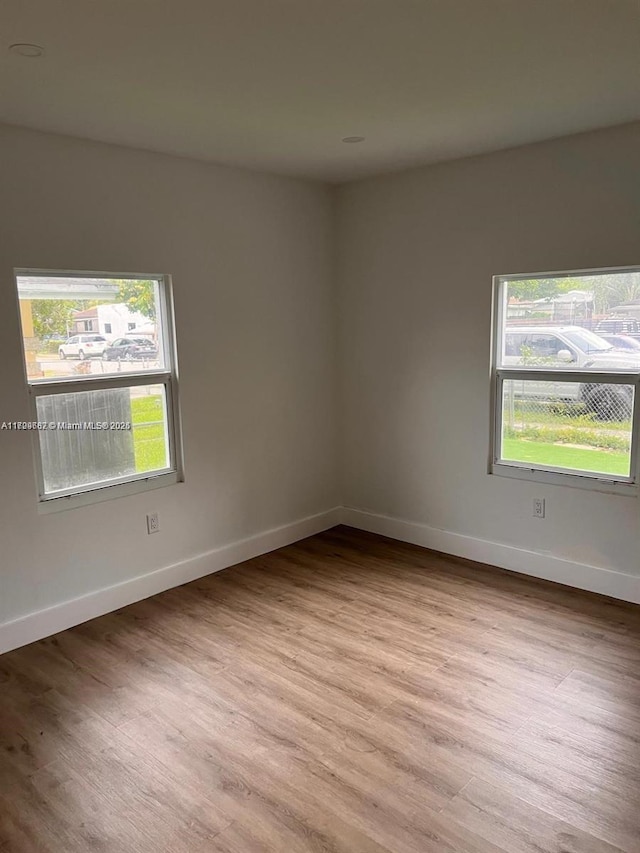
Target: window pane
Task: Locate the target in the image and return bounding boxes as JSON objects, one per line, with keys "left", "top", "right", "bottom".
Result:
{"left": 35, "top": 384, "right": 170, "bottom": 494}
{"left": 16, "top": 274, "right": 165, "bottom": 381}
{"left": 500, "top": 379, "right": 634, "bottom": 478}
{"left": 499, "top": 270, "right": 640, "bottom": 372}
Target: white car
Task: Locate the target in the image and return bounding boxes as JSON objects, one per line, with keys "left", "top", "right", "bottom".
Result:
{"left": 59, "top": 334, "right": 108, "bottom": 360}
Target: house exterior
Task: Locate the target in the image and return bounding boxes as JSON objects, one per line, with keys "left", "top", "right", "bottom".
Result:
{"left": 507, "top": 290, "right": 594, "bottom": 325}
{"left": 71, "top": 303, "right": 153, "bottom": 338}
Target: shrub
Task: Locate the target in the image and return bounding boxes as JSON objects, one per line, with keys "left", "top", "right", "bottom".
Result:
{"left": 503, "top": 424, "right": 629, "bottom": 453}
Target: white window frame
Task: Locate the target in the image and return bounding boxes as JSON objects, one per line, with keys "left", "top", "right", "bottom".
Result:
{"left": 489, "top": 265, "right": 640, "bottom": 496}
{"left": 15, "top": 269, "right": 184, "bottom": 512}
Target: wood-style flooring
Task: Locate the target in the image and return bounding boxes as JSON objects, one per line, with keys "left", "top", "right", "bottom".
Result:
{"left": 1, "top": 526, "right": 640, "bottom": 852}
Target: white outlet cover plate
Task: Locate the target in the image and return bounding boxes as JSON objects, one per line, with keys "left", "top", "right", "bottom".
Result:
{"left": 147, "top": 513, "right": 160, "bottom": 534}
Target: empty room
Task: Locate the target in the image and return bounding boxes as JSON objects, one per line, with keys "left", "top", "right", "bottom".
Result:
{"left": 1, "top": 1, "right": 640, "bottom": 851}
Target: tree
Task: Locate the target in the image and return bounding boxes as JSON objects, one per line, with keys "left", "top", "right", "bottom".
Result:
{"left": 507, "top": 277, "right": 580, "bottom": 302}
{"left": 116, "top": 280, "right": 156, "bottom": 320}
{"left": 31, "top": 300, "right": 81, "bottom": 338}
{"left": 508, "top": 272, "right": 640, "bottom": 315}
{"left": 586, "top": 273, "right": 640, "bottom": 314}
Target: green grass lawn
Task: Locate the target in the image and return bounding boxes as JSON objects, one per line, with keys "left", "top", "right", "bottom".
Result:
{"left": 131, "top": 395, "right": 167, "bottom": 472}
{"left": 502, "top": 437, "right": 630, "bottom": 477}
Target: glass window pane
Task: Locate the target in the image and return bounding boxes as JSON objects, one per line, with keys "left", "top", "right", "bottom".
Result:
{"left": 35, "top": 384, "right": 170, "bottom": 494}
{"left": 500, "top": 379, "right": 634, "bottom": 478}
{"left": 499, "top": 270, "right": 640, "bottom": 372}
{"left": 16, "top": 274, "right": 165, "bottom": 381}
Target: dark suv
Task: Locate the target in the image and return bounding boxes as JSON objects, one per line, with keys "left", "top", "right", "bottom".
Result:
{"left": 594, "top": 317, "right": 640, "bottom": 336}
{"left": 102, "top": 337, "right": 158, "bottom": 361}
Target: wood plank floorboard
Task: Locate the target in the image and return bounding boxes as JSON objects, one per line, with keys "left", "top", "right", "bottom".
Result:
{"left": 1, "top": 525, "right": 639, "bottom": 852}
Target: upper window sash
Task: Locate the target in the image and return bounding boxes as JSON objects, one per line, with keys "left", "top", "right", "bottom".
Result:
{"left": 15, "top": 270, "right": 172, "bottom": 386}
{"left": 493, "top": 266, "right": 640, "bottom": 376}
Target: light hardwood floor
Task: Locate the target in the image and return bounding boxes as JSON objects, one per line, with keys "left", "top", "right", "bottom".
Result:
{"left": 1, "top": 526, "right": 640, "bottom": 852}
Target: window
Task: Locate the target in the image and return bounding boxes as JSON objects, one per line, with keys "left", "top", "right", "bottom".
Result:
{"left": 14, "top": 270, "right": 182, "bottom": 508}
{"left": 104, "top": 323, "right": 112, "bottom": 334}
{"left": 491, "top": 266, "right": 640, "bottom": 493}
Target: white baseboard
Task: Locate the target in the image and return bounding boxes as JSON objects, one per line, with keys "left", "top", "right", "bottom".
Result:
{"left": 3, "top": 503, "right": 637, "bottom": 656}
{"left": 0, "top": 507, "right": 342, "bottom": 655}
{"left": 341, "top": 507, "right": 640, "bottom": 606}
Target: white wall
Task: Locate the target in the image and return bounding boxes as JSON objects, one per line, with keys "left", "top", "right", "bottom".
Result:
{"left": 0, "top": 123, "right": 338, "bottom": 632}
{"left": 337, "top": 122, "right": 640, "bottom": 581}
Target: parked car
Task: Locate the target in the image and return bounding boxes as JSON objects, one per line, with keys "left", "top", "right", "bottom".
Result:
{"left": 503, "top": 325, "right": 640, "bottom": 419}
{"left": 102, "top": 337, "right": 158, "bottom": 361}
{"left": 599, "top": 334, "right": 640, "bottom": 352}
{"left": 58, "top": 334, "right": 107, "bottom": 360}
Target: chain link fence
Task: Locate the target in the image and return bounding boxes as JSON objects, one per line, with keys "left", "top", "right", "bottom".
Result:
{"left": 501, "top": 380, "right": 633, "bottom": 477}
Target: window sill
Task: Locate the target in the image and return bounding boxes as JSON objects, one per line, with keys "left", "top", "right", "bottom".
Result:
{"left": 490, "top": 462, "right": 638, "bottom": 496}
{"left": 37, "top": 470, "right": 182, "bottom": 514}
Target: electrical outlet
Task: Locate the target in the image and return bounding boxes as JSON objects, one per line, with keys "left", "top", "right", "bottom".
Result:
{"left": 533, "top": 498, "right": 545, "bottom": 519}
{"left": 146, "top": 512, "right": 160, "bottom": 534}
